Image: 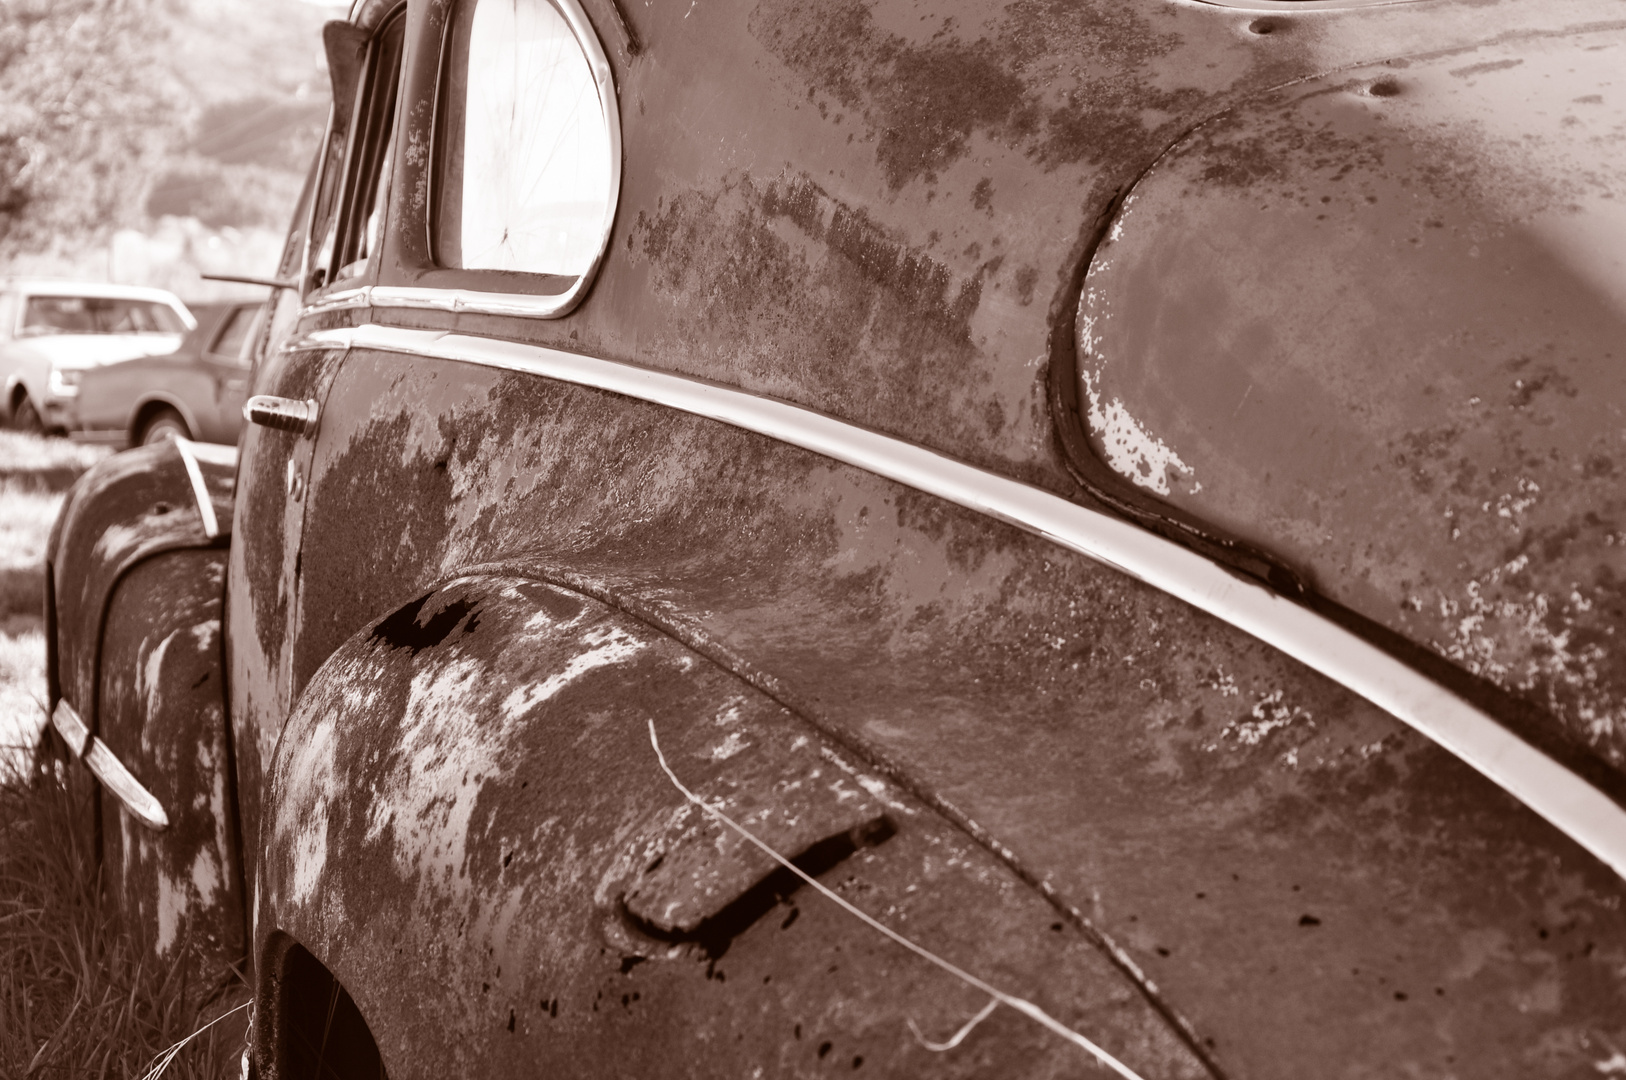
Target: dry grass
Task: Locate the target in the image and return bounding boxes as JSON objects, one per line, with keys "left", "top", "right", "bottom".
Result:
{"left": 0, "top": 431, "right": 112, "bottom": 489}
{"left": 1, "top": 484, "right": 62, "bottom": 621}
{"left": 0, "top": 615, "right": 47, "bottom": 780}
{"left": 0, "top": 767, "right": 247, "bottom": 1079}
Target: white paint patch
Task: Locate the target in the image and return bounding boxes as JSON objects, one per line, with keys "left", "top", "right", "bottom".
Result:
{"left": 710, "top": 731, "right": 750, "bottom": 761}
{"left": 1079, "top": 369, "right": 1196, "bottom": 497}
{"left": 501, "top": 626, "right": 645, "bottom": 719}
{"left": 89, "top": 522, "right": 144, "bottom": 564}
{"left": 282, "top": 710, "right": 339, "bottom": 908}
{"left": 156, "top": 870, "right": 188, "bottom": 955}
{"left": 191, "top": 848, "right": 220, "bottom": 906}
{"left": 1220, "top": 689, "right": 1312, "bottom": 747}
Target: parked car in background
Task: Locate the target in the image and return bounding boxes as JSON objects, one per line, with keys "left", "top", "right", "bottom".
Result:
{"left": 41, "top": 1, "right": 1626, "bottom": 1078}
{"left": 73, "top": 300, "right": 264, "bottom": 446}
{"left": 0, "top": 280, "right": 194, "bottom": 434}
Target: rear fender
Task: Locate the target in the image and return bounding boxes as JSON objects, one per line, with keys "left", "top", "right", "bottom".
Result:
{"left": 46, "top": 439, "right": 244, "bottom": 980}
{"left": 256, "top": 573, "right": 1209, "bottom": 1079}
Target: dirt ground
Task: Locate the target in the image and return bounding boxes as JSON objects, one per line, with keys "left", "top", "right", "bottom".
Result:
{"left": 0, "top": 431, "right": 111, "bottom": 777}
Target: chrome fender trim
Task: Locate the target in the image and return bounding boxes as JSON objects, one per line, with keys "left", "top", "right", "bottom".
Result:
{"left": 172, "top": 436, "right": 236, "bottom": 540}
{"left": 300, "top": 323, "right": 1626, "bottom": 881}
{"left": 51, "top": 698, "right": 169, "bottom": 831}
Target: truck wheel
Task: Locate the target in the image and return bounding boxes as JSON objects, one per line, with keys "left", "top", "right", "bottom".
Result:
{"left": 139, "top": 407, "right": 191, "bottom": 445}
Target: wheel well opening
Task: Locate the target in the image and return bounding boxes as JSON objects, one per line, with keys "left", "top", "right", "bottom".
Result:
{"left": 272, "top": 942, "right": 388, "bottom": 1080}
{"left": 9, "top": 382, "right": 27, "bottom": 410}
{"left": 131, "top": 401, "right": 181, "bottom": 441}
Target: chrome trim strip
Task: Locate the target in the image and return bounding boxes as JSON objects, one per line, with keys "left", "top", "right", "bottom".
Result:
{"left": 310, "top": 323, "right": 1626, "bottom": 881}
{"left": 1182, "top": 0, "right": 1422, "bottom": 9}
{"left": 371, "top": 285, "right": 587, "bottom": 319}
{"left": 51, "top": 700, "right": 169, "bottom": 831}
{"left": 172, "top": 437, "right": 220, "bottom": 539}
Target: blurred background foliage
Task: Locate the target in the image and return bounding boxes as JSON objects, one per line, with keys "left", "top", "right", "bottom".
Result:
{"left": 0, "top": 0, "right": 336, "bottom": 296}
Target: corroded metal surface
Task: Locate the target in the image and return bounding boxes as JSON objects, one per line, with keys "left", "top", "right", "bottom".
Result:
{"left": 1076, "top": 28, "right": 1626, "bottom": 774}
{"left": 283, "top": 351, "right": 1626, "bottom": 1078}
{"left": 261, "top": 575, "right": 1210, "bottom": 1079}
{"left": 97, "top": 550, "right": 245, "bottom": 987}
{"left": 214, "top": 0, "right": 1626, "bottom": 1075}
{"left": 226, "top": 341, "right": 347, "bottom": 901}
{"left": 48, "top": 440, "right": 233, "bottom": 721}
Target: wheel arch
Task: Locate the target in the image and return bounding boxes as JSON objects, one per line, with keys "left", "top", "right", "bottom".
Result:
{"left": 254, "top": 571, "right": 1213, "bottom": 1079}
{"left": 129, "top": 392, "right": 200, "bottom": 444}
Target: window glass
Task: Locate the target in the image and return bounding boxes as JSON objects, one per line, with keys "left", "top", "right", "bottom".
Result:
{"left": 336, "top": 14, "right": 406, "bottom": 283}
{"left": 211, "top": 305, "right": 258, "bottom": 362}
{"left": 21, "top": 297, "right": 186, "bottom": 336}
{"left": 436, "top": 0, "right": 612, "bottom": 277}
{"left": 310, "top": 12, "right": 406, "bottom": 290}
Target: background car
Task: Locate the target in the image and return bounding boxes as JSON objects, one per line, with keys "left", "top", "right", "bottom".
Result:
{"left": 41, "top": 1, "right": 1626, "bottom": 1078}
{"left": 0, "top": 280, "right": 194, "bottom": 434}
{"left": 73, "top": 300, "right": 265, "bottom": 446}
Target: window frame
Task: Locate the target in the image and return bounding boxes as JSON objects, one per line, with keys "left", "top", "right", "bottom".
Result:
{"left": 379, "top": 0, "right": 622, "bottom": 319}
{"left": 304, "top": 3, "right": 410, "bottom": 299}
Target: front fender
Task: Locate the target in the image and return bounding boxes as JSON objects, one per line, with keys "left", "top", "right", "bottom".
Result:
{"left": 48, "top": 438, "right": 235, "bottom": 717}
{"left": 46, "top": 439, "right": 244, "bottom": 983}
{"left": 257, "top": 574, "right": 1209, "bottom": 1080}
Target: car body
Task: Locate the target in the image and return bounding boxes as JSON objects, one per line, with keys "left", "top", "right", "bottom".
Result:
{"left": 73, "top": 300, "right": 266, "bottom": 446}
{"left": 0, "top": 280, "right": 194, "bottom": 433}
{"left": 42, "top": 1, "right": 1626, "bottom": 1078}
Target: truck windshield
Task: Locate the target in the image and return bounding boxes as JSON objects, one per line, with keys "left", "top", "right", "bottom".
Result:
{"left": 21, "top": 296, "right": 186, "bottom": 336}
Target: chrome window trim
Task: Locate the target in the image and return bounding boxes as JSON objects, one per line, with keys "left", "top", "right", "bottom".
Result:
{"left": 298, "top": 323, "right": 1626, "bottom": 882}
{"left": 416, "top": 0, "right": 623, "bottom": 319}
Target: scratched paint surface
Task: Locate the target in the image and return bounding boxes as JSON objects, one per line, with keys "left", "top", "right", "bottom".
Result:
{"left": 282, "top": 350, "right": 1626, "bottom": 1079}
{"left": 1078, "top": 30, "right": 1626, "bottom": 773}
{"left": 218, "top": 0, "right": 1626, "bottom": 1075}
{"left": 266, "top": 577, "right": 1207, "bottom": 1079}
{"left": 48, "top": 442, "right": 218, "bottom": 716}
{"left": 97, "top": 551, "right": 244, "bottom": 989}
{"left": 227, "top": 340, "right": 347, "bottom": 898}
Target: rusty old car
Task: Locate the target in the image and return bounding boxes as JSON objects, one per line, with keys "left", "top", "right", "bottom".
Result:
{"left": 43, "top": 0, "right": 1626, "bottom": 1076}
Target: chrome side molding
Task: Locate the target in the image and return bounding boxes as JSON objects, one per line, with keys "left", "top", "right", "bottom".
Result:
{"left": 307, "top": 323, "right": 1626, "bottom": 882}
{"left": 51, "top": 699, "right": 169, "bottom": 831}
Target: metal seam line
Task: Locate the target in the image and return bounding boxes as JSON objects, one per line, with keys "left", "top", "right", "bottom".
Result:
{"left": 172, "top": 436, "right": 220, "bottom": 539}
{"left": 50, "top": 699, "right": 169, "bottom": 830}
{"left": 302, "top": 323, "right": 1626, "bottom": 882}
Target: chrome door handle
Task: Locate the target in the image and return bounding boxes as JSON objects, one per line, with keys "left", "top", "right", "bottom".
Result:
{"left": 244, "top": 395, "right": 319, "bottom": 437}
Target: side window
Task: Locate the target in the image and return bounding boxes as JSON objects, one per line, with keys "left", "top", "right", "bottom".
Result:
{"left": 433, "top": 0, "right": 617, "bottom": 282}
{"left": 210, "top": 305, "right": 258, "bottom": 364}
{"left": 309, "top": 11, "right": 407, "bottom": 291}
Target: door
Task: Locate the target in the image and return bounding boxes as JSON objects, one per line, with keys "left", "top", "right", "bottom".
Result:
{"left": 227, "top": 6, "right": 407, "bottom": 900}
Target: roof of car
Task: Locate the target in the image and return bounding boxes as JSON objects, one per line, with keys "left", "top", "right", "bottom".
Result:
{"left": 0, "top": 279, "right": 190, "bottom": 307}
